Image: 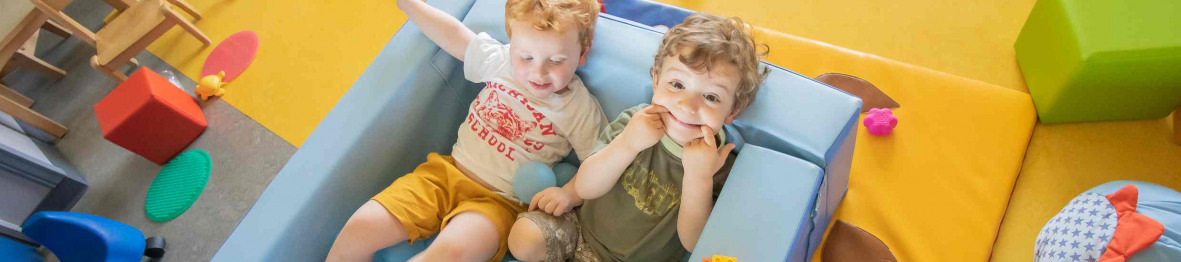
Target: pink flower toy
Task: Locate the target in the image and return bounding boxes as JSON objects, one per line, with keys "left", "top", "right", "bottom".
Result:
{"left": 863, "top": 108, "right": 898, "bottom": 136}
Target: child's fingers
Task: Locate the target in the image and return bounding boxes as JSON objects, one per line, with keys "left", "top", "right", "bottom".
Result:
{"left": 534, "top": 193, "right": 551, "bottom": 212}
{"left": 700, "top": 126, "right": 716, "bottom": 149}
{"left": 553, "top": 202, "right": 568, "bottom": 216}
{"left": 528, "top": 194, "right": 540, "bottom": 211}
{"left": 642, "top": 104, "right": 666, "bottom": 115}
{"left": 544, "top": 200, "right": 559, "bottom": 214}
{"left": 718, "top": 143, "right": 735, "bottom": 157}
{"left": 648, "top": 104, "right": 669, "bottom": 114}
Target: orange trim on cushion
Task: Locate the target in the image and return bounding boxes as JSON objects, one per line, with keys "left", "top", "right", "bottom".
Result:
{"left": 1098, "top": 185, "right": 1165, "bottom": 262}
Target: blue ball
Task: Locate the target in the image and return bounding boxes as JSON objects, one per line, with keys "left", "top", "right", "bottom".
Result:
{"left": 553, "top": 163, "right": 578, "bottom": 186}
{"left": 513, "top": 162, "right": 557, "bottom": 203}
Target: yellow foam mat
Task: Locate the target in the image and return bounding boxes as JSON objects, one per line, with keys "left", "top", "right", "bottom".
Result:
{"left": 990, "top": 118, "right": 1181, "bottom": 261}
{"left": 146, "top": 0, "right": 406, "bottom": 146}
{"left": 751, "top": 28, "right": 1037, "bottom": 261}
{"left": 654, "top": 0, "right": 1036, "bottom": 92}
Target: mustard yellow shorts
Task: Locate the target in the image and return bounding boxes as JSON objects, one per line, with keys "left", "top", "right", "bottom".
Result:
{"left": 372, "top": 153, "right": 525, "bottom": 261}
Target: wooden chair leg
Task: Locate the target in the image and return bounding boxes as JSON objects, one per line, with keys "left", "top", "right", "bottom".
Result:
{"left": 30, "top": 0, "right": 98, "bottom": 46}
{"left": 91, "top": 56, "right": 128, "bottom": 81}
{"left": 0, "top": 64, "right": 14, "bottom": 77}
{"left": 0, "top": 84, "right": 34, "bottom": 108}
{"left": 11, "top": 52, "right": 66, "bottom": 79}
{"left": 41, "top": 20, "right": 71, "bottom": 37}
{"left": 176, "top": 17, "right": 211, "bottom": 45}
{"left": 102, "top": 0, "right": 132, "bottom": 11}
{"left": 167, "top": 0, "right": 202, "bottom": 21}
{"left": 1, "top": 14, "right": 44, "bottom": 67}
{"left": 163, "top": 8, "right": 211, "bottom": 46}
{"left": 0, "top": 84, "right": 67, "bottom": 139}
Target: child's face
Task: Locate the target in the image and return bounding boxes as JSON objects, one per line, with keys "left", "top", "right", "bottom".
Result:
{"left": 508, "top": 20, "right": 588, "bottom": 98}
{"left": 651, "top": 52, "right": 741, "bottom": 146}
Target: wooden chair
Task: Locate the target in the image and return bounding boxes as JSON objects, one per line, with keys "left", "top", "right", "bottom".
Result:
{"left": 1, "top": 0, "right": 71, "bottom": 81}
{"left": 31, "top": 0, "right": 210, "bottom": 81}
{"left": 105, "top": 0, "right": 203, "bottom": 22}
{"left": 0, "top": 83, "right": 67, "bottom": 138}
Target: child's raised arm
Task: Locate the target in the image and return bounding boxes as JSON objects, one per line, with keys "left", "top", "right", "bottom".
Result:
{"left": 571, "top": 140, "right": 639, "bottom": 199}
{"left": 396, "top": 0, "right": 476, "bottom": 61}
{"left": 676, "top": 127, "right": 735, "bottom": 251}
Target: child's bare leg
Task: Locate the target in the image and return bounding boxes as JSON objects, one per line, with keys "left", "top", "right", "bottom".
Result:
{"left": 410, "top": 212, "right": 501, "bottom": 262}
{"left": 508, "top": 217, "right": 547, "bottom": 261}
{"left": 327, "top": 200, "right": 410, "bottom": 262}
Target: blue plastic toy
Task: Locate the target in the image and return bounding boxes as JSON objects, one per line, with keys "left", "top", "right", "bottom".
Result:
{"left": 21, "top": 212, "right": 166, "bottom": 261}
{"left": 512, "top": 161, "right": 578, "bottom": 204}
{"left": 553, "top": 162, "right": 577, "bottom": 186}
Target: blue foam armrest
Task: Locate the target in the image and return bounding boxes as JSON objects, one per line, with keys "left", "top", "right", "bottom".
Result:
{"left": 689, "top": 145, "right": 824, "bottom": 262}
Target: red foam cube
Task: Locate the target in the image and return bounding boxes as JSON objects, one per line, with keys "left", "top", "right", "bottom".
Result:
{"left": 95, "top": 68, "right": 207, "bottom": 165}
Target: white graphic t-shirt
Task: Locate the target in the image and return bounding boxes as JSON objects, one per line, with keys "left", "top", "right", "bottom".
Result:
{"left": 452, "top": 33, "right": 607, "bottom": 202}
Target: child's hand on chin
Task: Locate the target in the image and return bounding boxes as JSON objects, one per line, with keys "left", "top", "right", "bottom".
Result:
{"left": 682, "top": 126, "right": 734, "bottom": 180}
{"left": 618, "top": 105, "right": 669, "bottom": 153}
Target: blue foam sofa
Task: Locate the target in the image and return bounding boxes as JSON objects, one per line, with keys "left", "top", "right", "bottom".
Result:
{"left": 212, "top": 0, "right": 861, "bottom": 261}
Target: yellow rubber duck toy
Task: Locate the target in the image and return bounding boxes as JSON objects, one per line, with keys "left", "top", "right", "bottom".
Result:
{"left": 196, "top": 71, "right": 227, "bottom": 101}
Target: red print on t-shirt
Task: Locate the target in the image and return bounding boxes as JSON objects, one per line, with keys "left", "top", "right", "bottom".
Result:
{"left": 476, "top": 91, "right": 537, "bottom": 142}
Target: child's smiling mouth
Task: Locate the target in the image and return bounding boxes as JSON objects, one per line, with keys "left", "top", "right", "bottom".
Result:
{"left": 665, "top": 111, "right": 702, "bottom": 130}
{"left": 528, "top": 81, "right": 553, "bottom": 90}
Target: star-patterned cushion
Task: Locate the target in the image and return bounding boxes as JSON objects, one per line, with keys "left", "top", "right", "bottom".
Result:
{"left": 1034, "top": 192, "right": 1119, "bottom": 261}
{"left": 1035, "top": 183, "right": 1169, "bottom": 262}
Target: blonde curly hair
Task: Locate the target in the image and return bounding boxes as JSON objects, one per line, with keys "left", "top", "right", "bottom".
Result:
{"left": 505, "top": 0, "right": 600, "bottom": 52}
{"left": 652, "top": 13, "right": 769, "bottom": 112}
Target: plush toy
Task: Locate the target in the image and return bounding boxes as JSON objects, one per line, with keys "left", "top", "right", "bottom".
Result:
{"left": 196, "top": 71, "right": 227, "bottom": 101}
{"left": 1034, "top": 181, "right": 1181, "bottom": 262}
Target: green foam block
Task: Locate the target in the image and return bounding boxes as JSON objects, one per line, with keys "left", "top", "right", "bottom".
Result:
{"left": 1015, "top": 0, "right": 1181, "bottom": 123}
{"left": 145, "top": 149, "right": 212, "bottom": 222}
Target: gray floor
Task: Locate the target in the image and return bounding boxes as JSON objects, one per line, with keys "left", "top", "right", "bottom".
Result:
{"left": 3, "top": 1, "right": 297, "bottom": 261}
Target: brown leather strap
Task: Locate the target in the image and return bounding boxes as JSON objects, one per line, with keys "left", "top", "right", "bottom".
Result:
{"left": 821, "top": 220, "right": 897, "bottom": 262}
{"left": 816, "top": 73, "right": 899, "bottom": 113}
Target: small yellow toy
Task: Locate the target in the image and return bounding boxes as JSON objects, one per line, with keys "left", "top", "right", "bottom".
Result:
{"left": 196, "top": 71, "right": 227, "bottom": 101}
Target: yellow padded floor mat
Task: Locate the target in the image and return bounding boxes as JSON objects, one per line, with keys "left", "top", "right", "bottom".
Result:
{"left": 755, "top": 28, "right": 1037, "bottom": 261}
{"left": 146, "top": 0, "right": 406, "bottom": 146}
{"left": 654, "top": 0, "right": 1037, "bottom": 92}
{"left": 990, "top": 116, "right": 1181, "bottom": 261}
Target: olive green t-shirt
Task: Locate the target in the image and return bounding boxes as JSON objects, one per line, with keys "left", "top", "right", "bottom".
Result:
{"left": 578, "top": 104, "right": 735, "bottom": 261}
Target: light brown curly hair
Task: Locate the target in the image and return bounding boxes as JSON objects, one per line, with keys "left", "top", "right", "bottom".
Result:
{"left": 652, "top": 12, "right": 769, "bottom": 112}
{"left": 505, "top": 0, "right": 600, "bottom": 52}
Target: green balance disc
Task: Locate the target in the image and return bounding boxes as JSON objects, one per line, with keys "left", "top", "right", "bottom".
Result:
{"left": 145, "top": 149, "right": 212, "bottom": 222}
